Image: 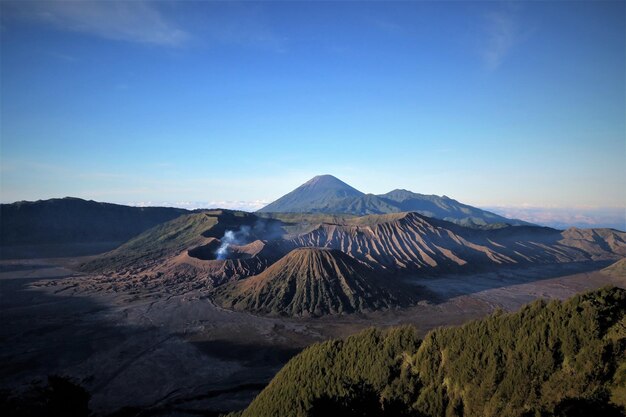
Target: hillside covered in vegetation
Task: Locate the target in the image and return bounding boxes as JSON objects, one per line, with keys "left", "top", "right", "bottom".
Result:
{"left": 232, "top": 286, "right": 626, "bottom": 417}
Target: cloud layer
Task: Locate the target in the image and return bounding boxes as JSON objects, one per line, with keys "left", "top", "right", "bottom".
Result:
{"left": 4, "top": 0, "right": 188, "bottom": 46}
{"left": 129, "top": 200, "right": 269, "bottom": 212}
{"left": 485, "top": 206, "right": 625, "bottom": 231}
{"left": 482, "top": 5, "right": 523, "bottom": 69}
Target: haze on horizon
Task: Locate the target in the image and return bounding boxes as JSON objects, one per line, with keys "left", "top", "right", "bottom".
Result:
{"left": 1, "top": 1, "right": 624, "bottom": 228}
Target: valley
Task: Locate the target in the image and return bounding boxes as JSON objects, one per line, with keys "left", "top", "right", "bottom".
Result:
{"left": 3, "top": 2, "right": 624, "bottom": 414}
{"left": 1, "top": 254, "right": 623, "bottom": 416}
{"left": 1, "top": 177, "right": 624, "bottom": 415}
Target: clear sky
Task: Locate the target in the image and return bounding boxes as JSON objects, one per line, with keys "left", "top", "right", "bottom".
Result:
{"left": 1, "top": 1, "right": 625, "bottom": 217}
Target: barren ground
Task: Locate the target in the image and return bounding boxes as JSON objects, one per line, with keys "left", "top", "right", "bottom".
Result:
{"left": 1, "top": 256, "right": 624, "bottom": 416}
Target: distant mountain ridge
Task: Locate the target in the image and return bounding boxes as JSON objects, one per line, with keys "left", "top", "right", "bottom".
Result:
{"left": 0, "top": 197, "right": 188, "bottom": 252}
{"left": 258, "top": 175, "right": 532, "bottom": 228}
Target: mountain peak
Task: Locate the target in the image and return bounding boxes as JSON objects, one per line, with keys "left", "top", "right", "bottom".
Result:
{"left": 301, "top": 175, "right": 361, "bottom": 191}
{"left": 258, "top": 176, "right": 531, "bottom": 227}
{"left": 380, "top": 189, "right": 419, "bottom": 201}
{"left": 309, "top": 174, "right": 338, "bottom": 181}
{"left": 257, "top": 175, "right": 364, "bottom": 213}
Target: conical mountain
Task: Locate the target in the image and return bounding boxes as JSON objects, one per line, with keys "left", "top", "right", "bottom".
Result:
{"left": 212, "top": 247, "right": 415, "bottom": 316}
{"left": 257, "top": 175, "right": 364, "bottom": 213}
{"left": 258, "top": 175, "right": 531, "bottom": 227}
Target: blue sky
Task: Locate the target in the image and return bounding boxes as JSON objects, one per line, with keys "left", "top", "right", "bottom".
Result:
{"left": 1, "top": 1, "right": 624, "bottom": 225}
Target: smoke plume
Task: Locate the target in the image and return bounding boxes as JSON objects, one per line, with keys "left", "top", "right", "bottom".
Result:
{"left": 214, "top": 219, "right": 285, "bottom": 260}
{"left": 215, "top": 225, "right": 251, "bottom": 260}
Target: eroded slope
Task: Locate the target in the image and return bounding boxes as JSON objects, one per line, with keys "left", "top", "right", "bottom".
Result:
{"left": 212, "top": 248, "right": 416, "bottom": 316}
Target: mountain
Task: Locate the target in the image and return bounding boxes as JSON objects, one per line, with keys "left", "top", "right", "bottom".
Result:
{"left": 0, "top": 197, "right": 188, "bottom": 257}
{"left": 235, "top": 287, "right": 626, "bottom": 417}
{"left": 258, "top": 175, "right": 531, "bottom": 227}
{"left": 259, "top": 175, "right": 365, "bottom": 213}
{"left": 79, "top": 210, "right": 284, "bottom": 283}
{"left": 79, "top": 210, "right": 626, "bottom": 305}
{"left": 277, "top": 212, "right": 626, "bottom": 275}
{"left": 378, "top": 189, "right": 520, "bottom": 226}
{"left": 212, "top": 247, "right": 417, "bottom": 316}
{"left": 79, "top": 210, "right": 221, "bottom": 273}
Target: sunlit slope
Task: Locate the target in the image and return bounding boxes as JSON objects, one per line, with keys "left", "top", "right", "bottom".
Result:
{"left": 212, "top": 247, "right": 417, "bottom": 316}
{"left": 603, "top": 258, "right": 626, "bottom": 278}
{"left": 238, "top": 287, "right": 626, "bottom": 417}
{"left": 285, "top": 212, "right": 626, "bottom": 271}
{"left": 258, "top": 175, "right": 366, "bottom": 213}
{"left": 258, "top": 175, "right": 531, "bottom": 227}
{"left": 82, "top": 210, "right": 626, "bottom": 285}
{"left": 80, "top": 211, "right": 222, "bottom": 272}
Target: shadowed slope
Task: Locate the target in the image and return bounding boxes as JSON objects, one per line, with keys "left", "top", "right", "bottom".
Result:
{"left": 0, "top": 197, "right": 188, "bottom": 257}
{"left": 213, "top": 248, "right": 416, "bottom": 316}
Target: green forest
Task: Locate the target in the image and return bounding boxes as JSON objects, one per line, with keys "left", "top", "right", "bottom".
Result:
{"left": 233, "top": 286, "right": 626, "bottom": 417}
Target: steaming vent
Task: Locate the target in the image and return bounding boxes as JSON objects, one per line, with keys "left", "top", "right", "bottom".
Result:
{"left": 187, "top": 218, "right": 284, "bottom": 261}
{"left": 215, "top": 226, "right": 251, "bottom": 260}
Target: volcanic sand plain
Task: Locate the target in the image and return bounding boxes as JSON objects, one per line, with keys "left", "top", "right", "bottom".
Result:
{"left": 1, "top": 255, "right": 624, "bottom": 415}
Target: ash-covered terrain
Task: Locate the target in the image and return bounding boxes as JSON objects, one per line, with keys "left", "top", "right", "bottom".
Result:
{"left": 1, "top": 175, "right": 625, "bottom": 416}
{"left": 65, "top": 207, "right": 625, "bottom": 317}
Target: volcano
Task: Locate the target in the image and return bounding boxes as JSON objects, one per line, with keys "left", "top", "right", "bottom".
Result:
{"left": 258, "top": 174, "right": 531, "bottom": 227}
{"left": 212, "top": 247, "right": 416, "bottom": 316}
{"left": 258, "top": 175, "right": 365, "bottom": 214}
